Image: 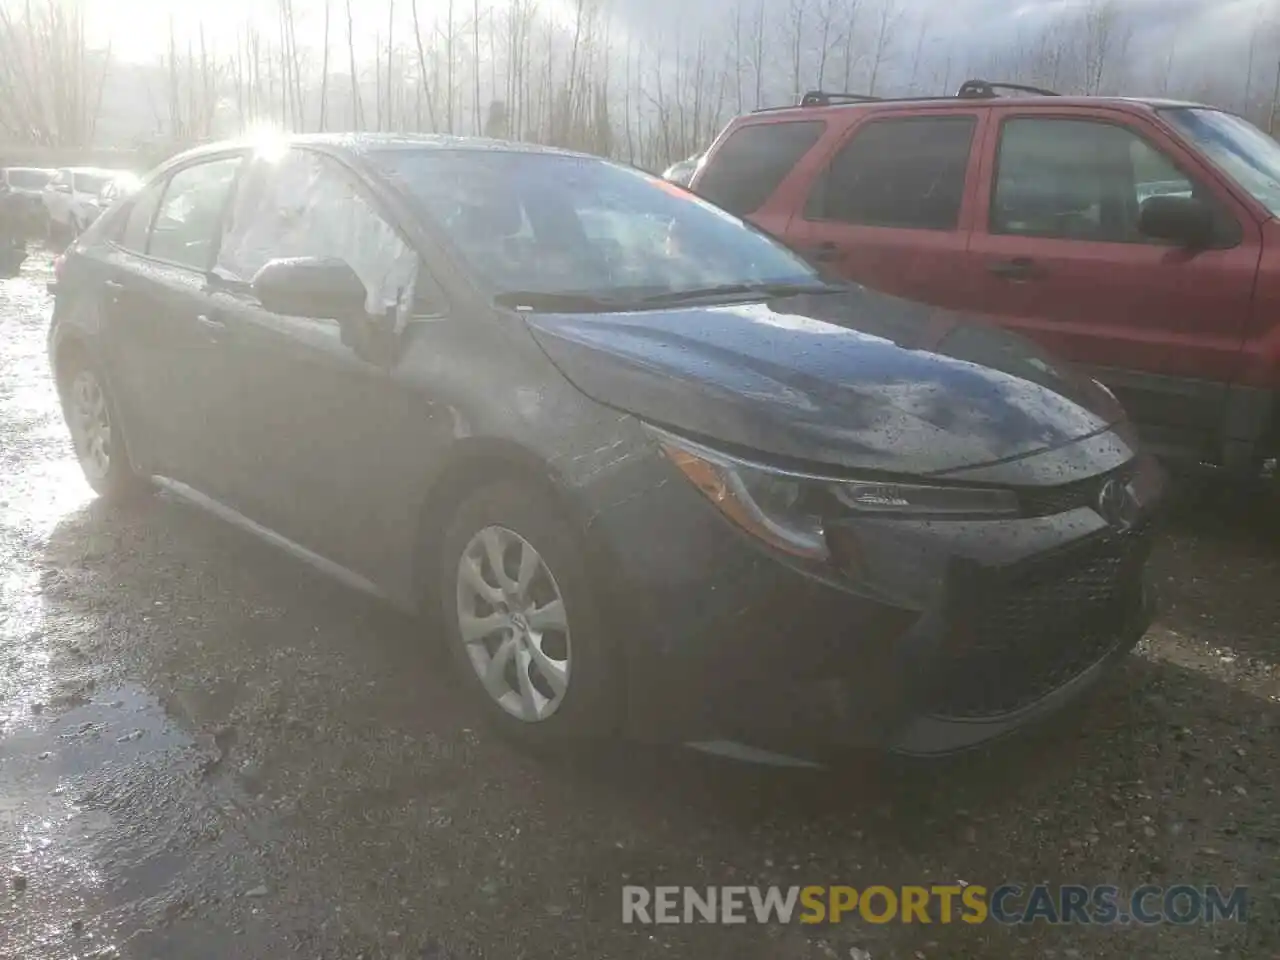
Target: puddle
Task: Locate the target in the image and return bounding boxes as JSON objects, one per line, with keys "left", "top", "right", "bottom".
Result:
{"left": 0, "top": 256, "right": 249, "bottom": 958}
{"left": 0, "top": 685, "right": 209, "bottom": 958}
{"left": 0, "top": 257, "right": 94, "bottom": 722}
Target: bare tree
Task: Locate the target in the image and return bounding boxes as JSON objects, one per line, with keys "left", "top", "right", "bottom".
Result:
{"left": 346, "top": 0, "right": 364, "bottom": 129}
{"left": 1080, "top": 0, "right": 1131, "bottom": 95}
{"left": 386, "top": 0, "right": 396, "bottom": 129}
{"left": 411, "top": 0, "right": 439, "bottom": 131}
{"left": 0, "top": 0, "right": 111, "bottom": 147}
{"left": 473, "top": 0, "right": 482, "bottom": 133}
{"left": 318, "top": 0, "right": 331, "bottom": 130}
{"left": 814, "top": 0, "right": 840, "bottom": 92}
{"left": 1271, "top": 57, "right": 1280, "bottom": 134}
{"left": 731, "top": 0, "right": 744, "bottom": 113}
{"left": 866, "top": 0, "right": 900, "bottom": 96}
{"left": 839, "top": 0, "right": 862, "bottom": 93}
{"left": 752, "top": 0, "right": 766, "bottom": 108}
{"left": 907, "top": 12, "right": 928, "bottom": 93}
{"left": 787, "top": 0, "right": 809, "bottom": 100}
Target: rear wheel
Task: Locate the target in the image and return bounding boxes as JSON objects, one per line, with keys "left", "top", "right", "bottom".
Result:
{"left": 437, "top": 480, "right": 619, "bottom": 749}
{"left": 62, "top": 356, "right": 149, "bottom": 502}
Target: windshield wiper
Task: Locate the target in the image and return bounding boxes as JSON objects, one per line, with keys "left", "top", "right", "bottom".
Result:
{"left": 632, "top": 281, "right": 843, "bottom": 306}
{"left": 495, "top": 281, "right": 844, "bottom": 312}
{"left": 494, "top": 290, "right": 628, "bottom": 312}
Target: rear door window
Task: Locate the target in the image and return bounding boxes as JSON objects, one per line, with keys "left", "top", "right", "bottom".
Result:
{"left": 806, "top": 116, "right": 977, "bottom": 230}
{"left": 147, "top": 156, "right": 243, "bottom": 269}
{"left": 695, "top": 121, "right": 826, "bottom": 216}
{"left": 116, "top": 180, "right": 165, "bottom": 253}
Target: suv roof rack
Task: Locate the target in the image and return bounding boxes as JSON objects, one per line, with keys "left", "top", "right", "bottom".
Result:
{"left": 797, "top": 90, "right": 883, "bottom": 107}
{"left": 956, "top": 79, "right": 1059, "bottom": 99}
{"left": 747, "top": 79, "right": 1062, "bottom": 115}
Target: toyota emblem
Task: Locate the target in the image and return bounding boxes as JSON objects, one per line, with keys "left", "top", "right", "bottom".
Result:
{"left": 1096, "top": 478, "right": 1138, "bottom": 531}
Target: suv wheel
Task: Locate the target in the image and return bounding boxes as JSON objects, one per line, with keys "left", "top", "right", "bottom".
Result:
{"left": 62, "top": 357, "right": 149, "bottom": 501}
{"left": 438, "top": 481, "right": 619, "bottom": 747}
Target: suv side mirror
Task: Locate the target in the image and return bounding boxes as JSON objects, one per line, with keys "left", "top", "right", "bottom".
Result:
{"left": 252, "top": 256, "right": 369, "bottom": 321}
{"left": 1138, "top": 195, "right": 1214, "bottom": 248}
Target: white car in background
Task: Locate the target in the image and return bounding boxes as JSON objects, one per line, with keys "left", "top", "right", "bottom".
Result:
{"left": 93, "top": 171, "right": 143, "bottom": 214}
{"left": 3, "top": 166, "right": 54, "bottom": 203}
{"left": 1, "top": 166, "right": 54, "bottom": 230}
{"left": 42, "top": 167, "right": 119, "bottom": 237}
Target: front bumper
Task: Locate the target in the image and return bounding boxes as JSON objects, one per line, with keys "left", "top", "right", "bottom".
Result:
{"left": 589, "top": 443, "right": 1161, "bottom": 762}
{"left": 888, "top": 570, "right": 1153, "bottom": 756}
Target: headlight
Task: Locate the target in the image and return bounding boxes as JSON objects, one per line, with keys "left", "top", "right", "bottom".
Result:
{"left": 649, "top": 426, "right": 1020, "bottom": 563}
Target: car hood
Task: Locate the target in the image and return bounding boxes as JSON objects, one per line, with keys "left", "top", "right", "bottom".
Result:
{"left": 523, "top": 287, "right": 1129, "bottom": 475}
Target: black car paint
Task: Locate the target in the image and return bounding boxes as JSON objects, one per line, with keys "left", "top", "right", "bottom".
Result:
{"left": 525, "top": 288, "right": 1128, "bottom": 477}
{"left": 49, "top": 136, "right": 1160, "bottom": 758}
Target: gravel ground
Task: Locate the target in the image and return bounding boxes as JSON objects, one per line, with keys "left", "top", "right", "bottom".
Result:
{"left": 1, "top": 251, "right": 1278, "bottom": 960}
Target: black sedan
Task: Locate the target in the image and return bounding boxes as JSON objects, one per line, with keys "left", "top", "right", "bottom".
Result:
{"left": 48, "top": 135, "right": 1162, "bottom": 764}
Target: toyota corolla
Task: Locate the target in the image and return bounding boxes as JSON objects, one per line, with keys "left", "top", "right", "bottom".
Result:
{"left": 48, "top": 135, "right": 1163, "bottom": 763}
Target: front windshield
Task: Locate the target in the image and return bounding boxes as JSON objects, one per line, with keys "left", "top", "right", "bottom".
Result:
{"left": 369, "top": 149, "right": 821, "bottom": 301}
{"left": 1162, "top": 107, "right": 1280, "bottom": 217}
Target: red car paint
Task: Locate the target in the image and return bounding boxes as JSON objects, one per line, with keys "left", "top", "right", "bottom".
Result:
{"left": 692, "top": 93, "right": 1280, "bottom": 474}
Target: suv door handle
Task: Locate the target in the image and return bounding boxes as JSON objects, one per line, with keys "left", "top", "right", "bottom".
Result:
{"left": 807, "top": 241, "right": 841, "bottom": 263}
{"left": 987, "top": 257, "right": 1044, "bottom": 281}
{"left": 195, "top": 311, "right": 227, "bottom": 338}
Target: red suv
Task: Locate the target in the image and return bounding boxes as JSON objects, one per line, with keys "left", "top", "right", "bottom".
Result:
{"left": 690, "top": 80, "right": 1280, "bottom": 478}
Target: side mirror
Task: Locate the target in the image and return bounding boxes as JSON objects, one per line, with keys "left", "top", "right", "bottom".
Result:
{"left": 1138, "top": 195, "right": 1214, "bottom": 248}
{"left": 252, "top": 256, "right": 369, "bottom": 321}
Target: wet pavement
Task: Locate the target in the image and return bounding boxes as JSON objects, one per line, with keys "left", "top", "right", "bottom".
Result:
{"left": 2, "top": 251, "right": 1279, "bottom": 959}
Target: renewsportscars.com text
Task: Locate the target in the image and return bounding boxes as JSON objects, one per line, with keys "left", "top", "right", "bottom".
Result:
{"left": 621, "top": 884, "right": 1248, "bottom": 926}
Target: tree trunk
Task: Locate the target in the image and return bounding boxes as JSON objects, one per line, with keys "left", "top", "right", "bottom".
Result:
{"left": 346, "top": 0, "right": 363, "bottom": 129}
{"left": 319, "top": 0, "right": 330, "bottom": 130}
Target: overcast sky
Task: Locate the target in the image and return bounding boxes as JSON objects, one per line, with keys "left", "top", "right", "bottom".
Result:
{"left": 87, "top": 0, "right": 1278, "bottom": 85}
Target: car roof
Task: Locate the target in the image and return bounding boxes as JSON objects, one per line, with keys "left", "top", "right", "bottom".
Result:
{"left": 167, "top": 132, "right": 597, "bottom": 167}
{"left": 64, "top": 166, "right": 120, "bottom": 176}
{"left": 745, "top": 94, "right": 1211, "bottom": 123}
{"left": 6, "top": 166, "right": 53, "bottom": 174}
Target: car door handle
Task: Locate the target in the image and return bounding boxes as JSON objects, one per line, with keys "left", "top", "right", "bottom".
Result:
{"left": 195, "top": 312, "right": 227, "bottom": 337}
{"left": 987, "top": 257, "right": 1044, "bottom": 282}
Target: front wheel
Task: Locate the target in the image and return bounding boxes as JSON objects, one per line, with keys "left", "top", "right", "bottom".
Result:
{"left": 437, "top": 480, "right": 620, "bottom": 749}
{"left": 62, "top": 357, "right": 150, "bottom": 502}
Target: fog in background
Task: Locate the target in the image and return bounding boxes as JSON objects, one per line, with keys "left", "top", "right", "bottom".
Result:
{"left": 2, "top": 0, "right": 1279, "bottom": 171}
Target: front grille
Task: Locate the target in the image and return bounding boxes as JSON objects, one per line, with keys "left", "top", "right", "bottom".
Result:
{"left": 929, "top": 523, "right": 1153, "bottom": 719}
{"left": 1018, "top": 462, "right": 1135, "bottom": 517}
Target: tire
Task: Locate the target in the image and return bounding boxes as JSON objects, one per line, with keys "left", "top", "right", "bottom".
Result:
{"left": 60, "top": 353, "right": 150, "bottom": 502}
{"left": 437, "top": 480, "right": 620, "bottom": 749}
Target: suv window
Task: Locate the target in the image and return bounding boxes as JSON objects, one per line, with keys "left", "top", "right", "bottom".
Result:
{"left": 117, "top": 180, "right": 164, "bottom": 253}
{"left": 148, "top": 157, "right": 242, "bottom": 269}
{"left": 696, "top": 121, "right": 826, "bottom": 216}
{"left": 992, "top": 118, "right": 1233, "bottom": 244}
{"left": 217, "top": 149, "right": 418, "bottom": 316}
{"left": 806, "top": 116, "right": 976, "bottom": 230}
